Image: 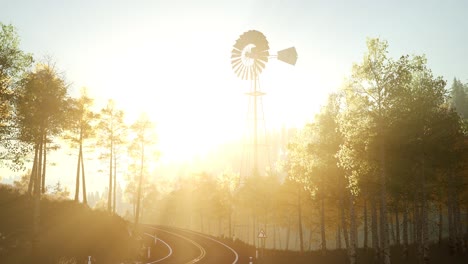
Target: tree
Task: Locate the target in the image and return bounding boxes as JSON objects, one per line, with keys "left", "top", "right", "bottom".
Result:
{"left": 339, "top": 38, "right": 417, "bottom": 264}
{"left": 235, "top": 173, "right": 281, "bottom": 248}
{"left": 15, "top": 62, "right": 71, "bottom": 255}
{"left": 128, "top": 113, "right": 157, "bottom": 228}
{"left": 216, "top": 169, "right": 240, "bottom": 238}
{"left": 97, "top": 99, "right": 126, "bottom": 212}
{"left": 66, "top": 87, "right": 97, "bottom": 205}
{"left": 282, "top": 93, "right": 345, "bottom": 255}
{"left": 338, "top": 38, "right": 462, "bottom": 263}
{"left": 311, "top": 93, "right": 345, "bottom": 256}
{"left": 16, "top": 63, "right": 71, "bottom": 193}
{"left": 0, "top": 23, "right": 33, "bottom": 169}
{"left": 449, "top": 78, "right": 468, "bottom": 118}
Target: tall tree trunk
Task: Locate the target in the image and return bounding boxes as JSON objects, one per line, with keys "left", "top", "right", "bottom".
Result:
{"left": 416, "top": 197, "right": 423, "bottom": 261}
{"left": 74, "top": 133, "right": 82, "bottom": 202}
{"left": 403, "top": 201, "right": 409, "bottom": 259}
{"left": 28, "top": 145, "right": 39, "bottom": 196}
{"left": 286, "top": 219, "right": 291, "bottom": 250}
{"left": 32, "top": 136, "right": 44, "bottom": 257}
{"left": 80, "top": 148, "right": 87, "bottom": 205}
{"left": 337, "top": 224, "right": 342, "bottom": 249}
{"left": 107, "top": 139, "right": 113, "bottom": 212}
{"left": 278, "top": 226, "right": 282, "bottom": 250}
{"left": 421, "top": 156, "right": 429, "bottom": 264}
{"left": 341, "top": 194, "right": 350, "bottom": 249}
{"left": 371, "top": 195, "right": 380, "bottom": 262}
{"left": 364, "top": 198, "right": 368, "bottom": 250}
{"left": 438, "top": 201, "right": 443, "bottom": 246}
{"left": 380, "top": 142, "right": 390, "bottom": 264}
{"left": 349, "top": 194, "right": 357, "bottom": 264}
{"left": 395, "top": 204, "right": 400, "bottom": 246}
{"left": 251, "top": 215, "right": 256, "bottom": 247}
{"left": 448, "top": 187, "right": 456, "bottom": 255}
{"left": 41, "top": 134, "right": 46, "bottom": 194}
{"left": 134, "top": 140, "right": 145, "bottom": 227}
{"left": 113, "top": 154, "right": 117, "bottom": 214}
{"left": 320, "top": 195, "right": 327, "bottom": 254}
{"left": 246, "top": 220, "right": 250, "bottom": 245}
{"left": 412, "top": 203, "right": 418, "bottom": 245}
{"left": 465, "top": 207, "right": 468, "bottom": 251}
{"left": 454, "top": 195, "right": 465, "bottom": 253}
{"left": 228, "top": 208, "right": 232, "bottom": 239}
{"left": 298, "top": 188, "right": 304, "bottom": 254}
{"left": 273, "top": 224, "right": 277, "bottom": 249}
{"left": 390, "top": 213, "right": 396, "bottom": 245}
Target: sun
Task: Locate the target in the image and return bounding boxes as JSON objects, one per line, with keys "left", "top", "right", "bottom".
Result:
{"left": 88, "top": 52, "right": 246, "bottom": 165}
{"left": 84, "top": 27, "right": 328, "bottom": 167}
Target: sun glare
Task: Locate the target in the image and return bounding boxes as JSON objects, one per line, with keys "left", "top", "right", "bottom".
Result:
{"left": 77, "top": 20, "right": 335, "bottom": 169}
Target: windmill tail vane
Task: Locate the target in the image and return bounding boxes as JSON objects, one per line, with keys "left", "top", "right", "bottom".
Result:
{"left": 231, "top": 30, "right": 297, "bottom": 80}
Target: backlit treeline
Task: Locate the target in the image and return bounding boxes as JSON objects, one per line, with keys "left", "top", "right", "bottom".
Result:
{"left": 139, "top": 39, "right": 467, "bottom": 264}
{"left": 1, "top": 22, "right": 468, "bottom": 263}
{"left": 0, "top": 23, "right": 157, "bottom": 254}
{"left": 284, "top": 39, "right": 467, "bottom": 264}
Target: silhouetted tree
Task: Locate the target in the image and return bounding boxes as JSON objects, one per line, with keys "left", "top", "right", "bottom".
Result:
{"left": 65, "top": 87, "right": 97, "bottom": 205}
{"left": 128, "top": 113, "right": 157, "bottom": 228}
{"left": 97, "top": 99, "right": 126, "bottom": 212}
{"left": 450, "top": 78, "right": 468, "bottom": 118}
{"left": 16, "top": 62, "right": 71, "bottom": 256}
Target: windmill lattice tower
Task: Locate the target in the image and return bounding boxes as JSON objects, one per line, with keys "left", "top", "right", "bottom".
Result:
{"left": 231, "top": 30, "right": 297, "bottom": 181}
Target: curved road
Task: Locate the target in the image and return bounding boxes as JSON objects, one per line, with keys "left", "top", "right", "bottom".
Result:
{"left": 142, "top": 225, "right": 246, "bottom": 264}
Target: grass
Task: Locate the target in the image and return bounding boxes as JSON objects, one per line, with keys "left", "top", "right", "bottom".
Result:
{"left": 0, "top": 184, "right": 139, "bottom": 264}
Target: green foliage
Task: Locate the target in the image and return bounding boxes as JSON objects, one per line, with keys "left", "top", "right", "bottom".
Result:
{"left": 96, "top": 99, "right": 126, "bottom": 151}
{"left": 0, "top": 23, "right": 33, "bottom": 170}
{"left": 96, "top": 99, "right": 127, "bottom": 211}
{"left": 0, "top": 23, "right": 33, "bottom": 131}
{"left": 449, "top": 78, "right": 468, "bottom": 118}
{"left": 128, "top": 113, "right": 157, "bottom": 225}
{"left": 65, "top": 87, "right": 98, "bottom": 147}
{"left": 15, "top": 63, "right": 71, "bottom": 144}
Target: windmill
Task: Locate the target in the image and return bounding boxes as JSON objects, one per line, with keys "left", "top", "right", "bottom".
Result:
{"left": 231, "top": 30, "right": 297, "bottom": 178}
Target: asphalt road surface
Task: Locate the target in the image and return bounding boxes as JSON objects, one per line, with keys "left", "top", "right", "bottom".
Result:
{"left": 141, "top": 225, "right": 251, "bottom": 264}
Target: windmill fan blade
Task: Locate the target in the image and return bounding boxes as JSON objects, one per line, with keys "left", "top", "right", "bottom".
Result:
{"left": 257, "top": 50, "right": 269, "bottom": 59}
{"left": 231, "top": 48, "right": 241, "bottom": 58}
{"left": 231, "top": 30, "right": 270, "bottom": 80}
{"left": 232, "top": 58, "right": 242, "bottom": 69}
{"left": 253, "top": 62, "right": 261, "bottom": 77}
{"left": 234, "top": 64, "right": 244, "bottom": 78}
{"left": 255, "top": 60, "right": 266, "bottom": 72}
{"left": 242, "top": 66, "right": 248, "bottom": 80}
{"left": 277, "top": 47, "right": 298, "bottom": 66}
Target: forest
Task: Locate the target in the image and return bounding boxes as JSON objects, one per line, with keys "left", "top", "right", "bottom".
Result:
{"left": 0, "top": 21, "right": 467, "bottom": 264}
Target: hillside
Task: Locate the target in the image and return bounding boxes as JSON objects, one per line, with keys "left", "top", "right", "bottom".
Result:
{"left": 0, "top": 184, "right": 139, "bottom": 264}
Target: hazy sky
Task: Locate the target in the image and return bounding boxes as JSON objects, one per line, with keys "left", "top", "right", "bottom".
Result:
{"left": 1, "top": 0, "right": 467, "bottom": 191}
{"left": 2, "top": 0, "right": 467, "bottom": 124}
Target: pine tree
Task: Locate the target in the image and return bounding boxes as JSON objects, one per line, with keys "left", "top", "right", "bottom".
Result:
{"left": 450, "top": 78, "right": 468, "bottom": 118}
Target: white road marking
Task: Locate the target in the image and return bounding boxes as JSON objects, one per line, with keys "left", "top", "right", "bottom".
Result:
{"left": 146, "top": 226, "right": 206, "bottom": 264}
{"left": 176, "top": 228, "right": 239, "bottom": 264}
{"left": 143, "top": 233, "right": 173, "bottom": 263}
